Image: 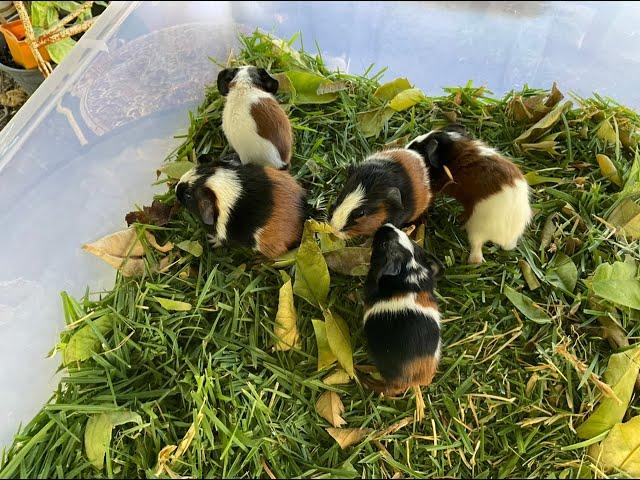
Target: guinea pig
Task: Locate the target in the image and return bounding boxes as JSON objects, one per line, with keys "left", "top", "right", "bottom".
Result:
{"left": 218, "top": 66, "right": 293, "bottom": 170}
{"left": 329, "top": 148, "right": 432, "bottom": 239}
{"left": 176, "top": 160, "right": 305, "bottom": 258}
{"left": 362, "top": 223, "right": 444, "bottom": 396}
{"left": 407, "top": 125, "right": 532, "bottom": 264}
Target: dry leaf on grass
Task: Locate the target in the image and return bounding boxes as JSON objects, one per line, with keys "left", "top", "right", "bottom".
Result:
{"left": 273, "top": 271, "right": 299, "bottom": 351}
{"left": 326, "top": 427, "right": 373, "bottom": 449}
{"left": 324, "top": 309, "right": 355, "bottom": 378}
{"left": 589, "top": 415, "right": 640, "bottom": 477}
{"left": 315, "top": 391, "right": 346, "bottom": 428}
{"left": 125, "top": 199, "right": 180, "bottom": 227}
{"left": 312, "top": 320, "right": 337, "bottom": 371}
{"left": 596, "top": 154, "right": 622, "bottom": 187}
{"left": 323, "top": 369, "right": 352, "bottom": 385}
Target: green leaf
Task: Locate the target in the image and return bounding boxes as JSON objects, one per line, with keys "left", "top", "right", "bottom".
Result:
{"left": 514, "top": 101, "right": 572, "bottom": 144}
{"left": 524, "top": 171, "right": 562, "bottom": 185}
{"left": 577, "top": 345, "right": 640, "bottom": 439}
{"left": 63, "top": 316, "right": 112, "bottom": 366}
{"left": 504, "top": 286, "right": 551, "bottom": 324}
{"left": 608, "top": 199, "right": 640, "bottom": 240}
{"left": 159, "top": 161, "right": 195, "bottom": 180}
{"left": 325, "top": 247, "right": 371, "bottom": 276}
{"left": 312, "top": 320, "right": 337, "bottom": 371}
{"left": 31, "top": 1, "right": 58, "bottom": 29}
{"left": 46, "top": 38, "right": 77, "bottom": 65}
{"left": 153, "top": 297, "right": 192, "bottom": 312}
{"left": 294, "top": 222, "right": 330, "bottom": 307}
{"left": 588, "top": 415, "right": 640, "bottom": 476}
{"left": 323, "top": 309, "right": 355, "bottom": 378}
{"left": 282, "top": 71, "right": 339, "bottom": 104}
{"left": 357, "top": 107, "right": 395, "bottom": 138}
{"left": 546, "top": 252, "right": 578, "bottom": 292}
{"left": 176, "top": 240, "right": 203, "bottom": 257}
{"left": 596, "top": 154, "right": 622, "bottom": 187}
{"left": 85, "top": 411, "right": 142, "bottom": 469}
{"left": 373, "top": 77, "right": 412, "bottom": 101}
{"left": 273, "top": 272, "right": 299, "bottom": 351}
{"left": 389, "top": 88, "right": 426, "bottom": 111}
{"left": 590, "top": 260, "right": 640, "bottom": 310}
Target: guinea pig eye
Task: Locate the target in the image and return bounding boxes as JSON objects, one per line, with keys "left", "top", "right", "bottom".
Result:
{"left": 354, "top": 208, "right": 366, "bottom": 218}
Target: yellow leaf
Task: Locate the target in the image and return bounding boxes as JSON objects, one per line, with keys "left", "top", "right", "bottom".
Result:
{"left": 306, "top": 220, "right": 336, "bottom": 234}
{"left": 85, "top": 411, "right": 142, "bottom": 469}
{"left": 596, "top": 118, "right": 618, "bottom": 145}
{"left": 324, "top": 247, "right": 371, "bottom": 276}
{"left": 315, "top": 391, "right": 346, "bottom": 428}
{"left": 608, "top": 199, "right": 640, "bottom": 240}
{"left": 323, "top": 309, "right": 355, "bottom": 378}
{"left": 414, "top": 223, "right": 426, "bottom": 248}
{"left": 589, "top": 415, "right": 640, "bottom": 477}
{"left": 373, "top": 77, "right": 412, "bottom": 101}
{"left": 273, "top": 272, "right": 299, "bottom": 351}
{"left": 514, "top": 101, "right": 572, "bottom": 144}
{"left": 326, "top": 428, "right": 373, "bottom": 449}
{"left": 389, "top": 88, "right": 426, "bottom": 111}
{"left": 357, "top": 107, "right": 395, "bottom": 138}
{"left": 596, "top": 154, "right": 623, "bottom": 187}
{"left": 154, "top": 297, "right": 192, "bottom": 312}
{"left": 311, "top": 320, "right": 337, "bottom": 371}
{"left": 323, "top": 369, "right": 352, "bottom": 385}
{"left": 294, "top": 221, "right": 330, "bottom": 307}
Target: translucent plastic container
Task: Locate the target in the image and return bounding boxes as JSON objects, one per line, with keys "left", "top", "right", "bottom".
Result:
{"left": 1, "top": 0, "right": 639, "bottom": 446}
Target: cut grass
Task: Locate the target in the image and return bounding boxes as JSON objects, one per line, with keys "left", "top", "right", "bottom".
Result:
{"left": 2, "top": 31, "right": 640, "bottom": 478}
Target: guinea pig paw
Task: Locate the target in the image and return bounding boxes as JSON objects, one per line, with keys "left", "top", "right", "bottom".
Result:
{"left": 468, "top": 251, "right": 484, "bottom": 264}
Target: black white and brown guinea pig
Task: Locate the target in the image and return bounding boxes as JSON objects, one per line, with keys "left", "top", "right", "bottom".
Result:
{"left": 175, "top": 159, "right": 305, "bottom": 259}
{"left": 329, "top": 148, "right": 433, "bottom": 239}
{"left": 217, "top": 66, "right": 292, "bottom": 170}
{"left": 363, "top": 223, "right": 444, "bottom": 395}
{"left": 406, "top": 125, "right": 532, "bottom": 264}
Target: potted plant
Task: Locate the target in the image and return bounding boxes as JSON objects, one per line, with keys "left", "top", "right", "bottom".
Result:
{"left": 0, "top": 1, "right": 107, "bottom": 94}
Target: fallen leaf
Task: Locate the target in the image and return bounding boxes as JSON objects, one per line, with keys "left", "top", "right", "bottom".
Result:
{"left": 373, "top": 77, "right": 412, "bottom": 101}
{"left": 324, "top": 309, "right": 355, "bottom": 378}
{"left": 64, "top": 316, "right": 112, "bottom": 365}
{"left": 504, "top": 286, "right": 551, "bottom": 324}
{"left": 154, "top": 297, "right": 192, "bottom": 312}
{"left": 596, "top": 154, "right": 623, "bottom": 187}
{"left": 540, "top": 213, "right": 557, "bottom": 251}
{"left": 519, "top": 259, "right": 541, "bottom": 291}
{"left": 173, "top": 411, "right": 203, "bottom": 461}
{"left": 294, "top": 221, "right": 330, "bottom": 307}
{"left": 312, "top": 319, "right": 337, "bottom": 371}
{"left": 176, "top": 240, "right": 203, "bottom": 257}
{"left": 323, "top": 369, "right": 352, "bottom": 385}
{"left": 414, "top": 223, "right": 426, "bottom": 248}
{"left": 545, "top": 82, "right": 564, "bottom": 108}
{"left": 389, "top": 88, "right": 426, "bottom": 111}
{"left": 524, "top": 171, "right": 562, "bottom": 186}
{"left": 607, "top": 199, "right": 640, "bottom": 240}
{"left": 317, "top": 80, "right": 349, "bottom": 95}
{"left": 0, "top": 88, "right": 28, "bottom": 108}
{"left": 521, "top": 132, "right": 562, "bottom": 157}
{"left": 384, "top": 134, "right": 411, "bottom": 149}
{"left": 306, "top": 220, "right": 336, "bottom": 234}
{"left": 272, "top": 249, "right": 298, "bottom": 268}
{"left": 514, "top": 101, "right": 572, "bottom": 144}
{"left": 546, "top": 252, "right": 578, "bottom": 292}
{"left": 85, "top": 411, "right": 142, "bottom": 469}
{"left": 357, "top": 106, "right": 395, "bottom": 138}
{"left": 596, "top": 118, "right": 618, "bottom": 145}
{"left": 508, "top": 84, "right": 562, "bottom": 123}
{"left": 273, "top": 271, "right": 299, "bottom": 351}
{"left": 281, "top": 71, "right": 339, "bottom": 104}
{"left": 325, "top": 247, "right": 371, "bottom": 276}
{"left": 273, "top": 72, "right": 294, "bottom": 94}
{"left": 159, "top": 161, "right": 195, "bottom": 180}
{"left": 590, "top": 260, "right": 640, "bottom": 310}
{"left": 622, "top": 150, "right": 640, "bottom": 197}
{"left": 315, "top": 391, "right": 346, "bottom": 428}
{"left": 589, "top": 415, "right": 640, "bottom": 477}
{"left": 577, "top": 345, "right": 640, "bottom": 439}
{"left": 125, "top": 199, "right": 179, "bottom": 227}
{"left": 326, "top": 428, "right": 373, "bottom": 449}
{"left": 319, "top": 232, "right": 345, "bottom": 253}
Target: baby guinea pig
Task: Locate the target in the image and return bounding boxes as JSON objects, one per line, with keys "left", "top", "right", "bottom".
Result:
{"left": 329, "top": 148, "right": 433, "bottom": 239}
{"left": 176, "top": 160, "right": 305, "bottom": 259}
{"left": 218, "top": 66, "right": 293, "bottom": 170}
{"left": 407, "top": 125, "right": 532, "bottom": 264}
{"left": 363, "top": 223, "right": 444, "bottom": 396}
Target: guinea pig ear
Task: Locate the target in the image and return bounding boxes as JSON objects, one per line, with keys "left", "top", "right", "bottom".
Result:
{"left": 425, "top": 138, "right": 442, "bottom": 168}
{"left": 424, "top": 251, "right": 445, "bottom": 279}
{"left": 196, "top": 188, "right": 218, "bottom": 226}
{"left": 386, "top": 187, "right": 403, "bottom": 210}
{"left": 217, "top": 68, "right": 237, "bottom": 96}
{"left": 257, "top": 68, "right": 279, "bottom": 95}
{"left": 376, "top": 254, "right": 403, "bottom": 282}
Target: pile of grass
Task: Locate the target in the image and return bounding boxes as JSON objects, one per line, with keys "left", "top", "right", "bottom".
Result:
{"left": 1, "top": 31, "right": 639, "bottom": 478}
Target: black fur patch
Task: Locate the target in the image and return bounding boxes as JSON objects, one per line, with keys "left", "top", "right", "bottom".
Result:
{"left": 217, "top": 68, "right": 238, "bottom": 96}
{"left": 248, "top": 67, "right": 279, "bottom": 95}
{"left": 365, "top": 309, "right": 440, "bottom": 381}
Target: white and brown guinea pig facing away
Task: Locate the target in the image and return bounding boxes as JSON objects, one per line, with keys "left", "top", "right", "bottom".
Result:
{"left": 218, "top": 66, "right": 292, "bottom": 170}
{"left": 407, "top": 125, "right": 532, "bottom": 264}
{"left": 363, "top": 224, "right": 444, "bottom": 395}
{"left": 329, "top": 148, "right": 432, "bottom": 239}
{"left": 176, "top": 160, "right": 305, "bottom": 259}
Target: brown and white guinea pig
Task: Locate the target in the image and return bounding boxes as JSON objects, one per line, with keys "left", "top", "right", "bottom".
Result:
{"left": 362, "top": 224, "right": 444, "bottom": 396}
{"left": 217, "top": 66, "right": 292, "bottom": 170}
{"left": 175, "top": 160, "right": 305, "bottom": 259}
{"left": 329, "top": 149, "right": 433, "bottom": 239}
{"left": 406, "top": 125, "right": 532, "bottom": 264}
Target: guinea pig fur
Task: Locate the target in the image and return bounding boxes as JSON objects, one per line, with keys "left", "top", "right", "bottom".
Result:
{"left": 406, "top": 125, "right": 532, "bottom": 264}
{"left": 176, "top": 160, "right": 305, "bottom": 259}
{"left": 329, "top": 148, "right": 432, "bottom": 239}
{"left": 363, "top": 224, "right": 444, "bottom": 396}
{"left": 218, "top": 66, "right": 293, "bottom": 170}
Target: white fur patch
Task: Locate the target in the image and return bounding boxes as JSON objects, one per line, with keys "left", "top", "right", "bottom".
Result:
{"left": 447, "top": 131, "right": 463, "bottom": 140}
{"left": 204, "top": 169, "right": 242, "bottom": 242}
{"left": 473, "top": 140, "right": 498, "bottom": 157}
{"left": 465, "top": 178, "right": 532, "bottom": 251}
{"left": 406, "top": 132, "right": 433, "bottom": 148}
{"left": 363, "top": 292, "right": 440, "bottom": 326}
{"left": 178, "top": 167, "right": 199, "bottom": 186}
{"left": 330, "top": 184, "right": 365, "bottom": 233}
{"left": 222, "top": 71, "right": 284, "bottom": 169}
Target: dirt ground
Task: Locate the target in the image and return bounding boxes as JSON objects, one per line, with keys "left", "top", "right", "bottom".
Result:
{"left": 0, "top": 70, "right": 28, "bottom": 131}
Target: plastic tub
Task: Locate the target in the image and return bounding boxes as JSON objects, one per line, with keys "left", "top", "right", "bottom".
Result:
{"left": 1, "top": 0, "right": 640, "bottom": 447}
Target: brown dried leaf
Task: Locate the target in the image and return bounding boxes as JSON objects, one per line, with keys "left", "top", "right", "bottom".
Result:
{"left": 273, "top": 271, "right": 299, "bottom": 351}
{"left": 125, "top": 200, "right": 180, "bottom": 227}
{"left": 315, "top": 391, "right": 346, "bottom": 428}
{"left": 326, "top": 427, "right": 373, "bottom": 449}
{"left": 324, "top": 247, "right": 371, "bottom": 276}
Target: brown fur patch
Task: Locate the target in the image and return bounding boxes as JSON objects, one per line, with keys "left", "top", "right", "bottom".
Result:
{"left": 433, "top": 139, "right": 524, "bottom": 221}
{"left": 374, "top": 355, "right": 439, "bottom": 396}
{"left": 415, "top": 291, "right": 438, "bottom": 310}
{"left": 346, "top": 205, "right": 388, "bottom": 238}
{"left": 385, "top": 149, "right": 432, "bottom": 221}
{"left": 251, "top": 98, "right": 292, "bottom": 165}
{"left": 256, "top": 169, "right": 304, "bottom": 258}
